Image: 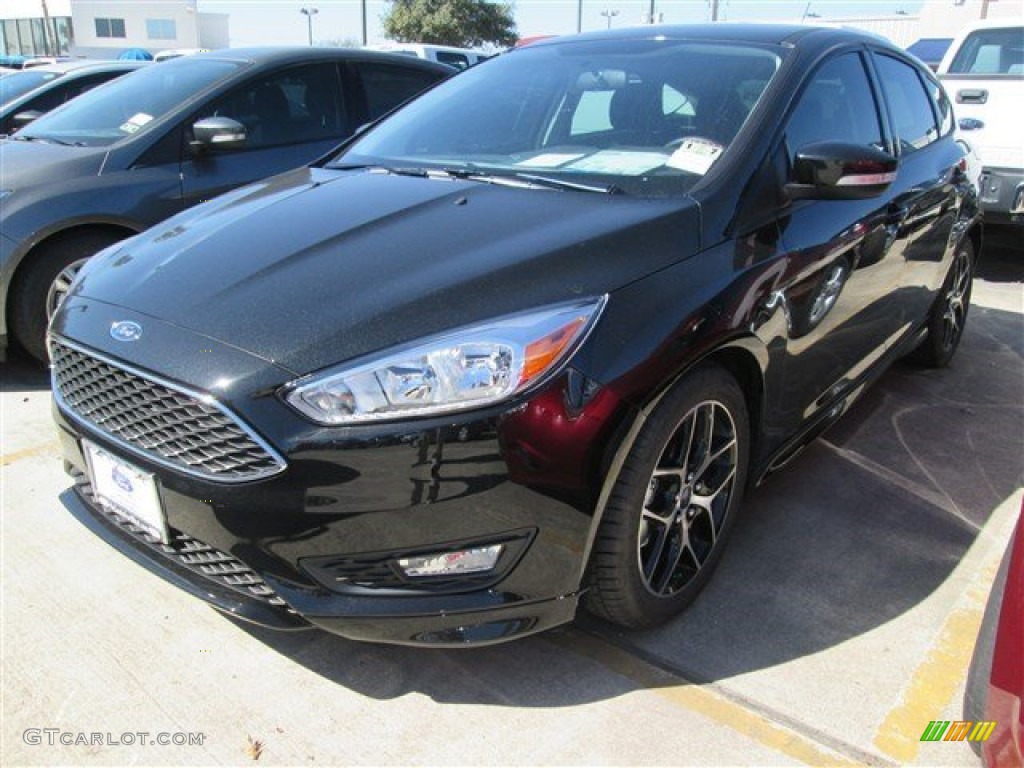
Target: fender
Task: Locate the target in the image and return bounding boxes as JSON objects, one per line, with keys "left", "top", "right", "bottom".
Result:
{"left": 575, "top": 334, "right": 769, "bottom": 588}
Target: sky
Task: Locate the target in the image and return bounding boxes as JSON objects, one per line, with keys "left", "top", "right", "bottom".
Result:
{"left": 198, "top": 0, "right": 927, "bottom": 46}
{"left": 8, "top": 0, "right": 927, "bottom": 48}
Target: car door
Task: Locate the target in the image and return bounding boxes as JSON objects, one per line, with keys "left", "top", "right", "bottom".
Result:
{"left": 179, "top": 62, "right": 350, "bottom": 208}
{"left": 868, "top": 51, "right": 963, "bottom": 327}
{"left": 770, "top": 50, "right": 908, "bottom": 429}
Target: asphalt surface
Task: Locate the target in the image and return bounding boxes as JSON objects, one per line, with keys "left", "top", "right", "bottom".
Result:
{"left": 2, "top": 239, "right": 1022, "bottom": 766}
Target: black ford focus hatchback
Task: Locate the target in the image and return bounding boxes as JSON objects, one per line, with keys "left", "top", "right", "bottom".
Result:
{"left": 51, "top": 24, "right": 981, "bottom": 646}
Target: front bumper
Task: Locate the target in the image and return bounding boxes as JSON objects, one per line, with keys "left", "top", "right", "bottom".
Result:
{"left": 978, "top": 166, "right": 1024, "bottom": 225}
{"left": 52, "top": 304, "right": 629, "bottom": 646}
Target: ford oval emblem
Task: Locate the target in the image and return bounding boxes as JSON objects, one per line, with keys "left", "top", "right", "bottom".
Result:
{"left": 111, "top": 466, "right": 133, "bottom": 493}
{"left": 110, "top": 321, "right": 143, "bottom": 342}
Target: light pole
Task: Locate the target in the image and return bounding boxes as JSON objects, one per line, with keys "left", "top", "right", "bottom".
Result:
{"left": 300, "top": 7, "right": 318, "bottom": 46}
{"left": 600, "top": 9, "right": 619, "bottom": 28}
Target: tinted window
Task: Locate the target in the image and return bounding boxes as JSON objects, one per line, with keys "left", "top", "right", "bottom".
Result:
{"left": 874, "top": 55, "right": 939, "bottom": 155}
{"left": 355, "top": 62, "right": 444, "bottom": 120}
{"left": 0, "top": 69, "right": 60, "bottom": 104}
{"left": 785, "top": 52, "right": 883, "bottom": 159}
{"left": 198, "top": 63, "right": 346, "bottom": 149}
{"left": 20, "top": 58, "right": 240, "bottom": 146}
{"left": 948, "top": 27, "right": 1024, "bottom": 75}
{"left": 925, "top": 75, "right": 954, "bottom": 137}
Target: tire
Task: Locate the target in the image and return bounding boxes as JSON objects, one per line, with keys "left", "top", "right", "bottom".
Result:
{"left": 585, "top": 365, "right": 750, "bottom": 629}
{"left": 912, "top": 238, "right": 975, "bottom": 368}
{"left": 10, "top": 232, "right": 122, "bottom": 363}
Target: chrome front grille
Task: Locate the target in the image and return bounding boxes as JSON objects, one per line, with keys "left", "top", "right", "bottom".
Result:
{"left": 52, "top": 339, "right": 285, "bottom": 482}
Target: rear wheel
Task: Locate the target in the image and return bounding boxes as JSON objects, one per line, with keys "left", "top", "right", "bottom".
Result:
{"left": 585, "top": 365, "right": 749, "bottom": 629}
{"left": 912, "top": 238, "right": 974, "bottom": 368}
{"left": 10, "top": 232, "right": 123, "bottom": 363}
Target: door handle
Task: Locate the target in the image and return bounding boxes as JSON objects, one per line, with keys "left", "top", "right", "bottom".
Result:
{"left": 956, "top": 89, "right": 988, "bottom": 105}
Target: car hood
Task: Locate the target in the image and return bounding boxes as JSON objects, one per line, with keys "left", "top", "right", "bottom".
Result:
{"left": 0, "top": 137, "right": 105, "bottom": 189}
{"left": 70, "top": 166, "right": 701, "bottom": 375}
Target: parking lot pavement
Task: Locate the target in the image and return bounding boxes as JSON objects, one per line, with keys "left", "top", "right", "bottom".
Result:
{"left": 2, "top": 244, "right": 1021, "bottom": 767}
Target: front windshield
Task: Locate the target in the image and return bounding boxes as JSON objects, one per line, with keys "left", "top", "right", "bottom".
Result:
{"left": 18, "top": 58, "right": 241, "bottom": 147}
{"left": 337, "top": 37, "right": 782, "bottom": 196}
{"left": 0, "top": 70, "right": 60, "bottom": 105}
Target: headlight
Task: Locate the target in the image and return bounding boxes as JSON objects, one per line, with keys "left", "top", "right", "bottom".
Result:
{"left": 283, "top": 297, "right": 606, "bottom": 425}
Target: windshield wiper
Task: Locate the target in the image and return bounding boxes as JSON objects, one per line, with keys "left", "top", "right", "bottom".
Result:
{"left": 9, "top": 134, "right": 82, "bottom": 147}
{"left": 333, "top": 163, "right": 433, "bottom": 178}
{"left": 441, "top": 168, "right": 623, "bottom": 195}
{"left": 334, "top": 164, "right": 622, "bottom": 195}
{"left": 514, "top": 173, "right": 623, "bottom": 195}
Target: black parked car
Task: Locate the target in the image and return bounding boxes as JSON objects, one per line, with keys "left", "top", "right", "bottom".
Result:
{"left": 0, "top": 48, "right": 452, "bottom": 361}
{"left": 52, "top": 25, "right": 980, "bottom": 646}
{"left": 0, "top": 60, "right": 149, "bottom": 136}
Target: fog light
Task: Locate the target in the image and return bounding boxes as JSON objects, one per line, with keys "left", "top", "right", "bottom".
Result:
{"left": 398, "top": 544, "right": 503, "bottom": 578}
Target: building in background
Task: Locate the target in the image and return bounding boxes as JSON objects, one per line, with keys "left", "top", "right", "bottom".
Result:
{"left": 69, "top": 0, "right": 228, "bottom": 58}
{"left": 1, "top": 13, "right": 73, "bottom": 57}
{"left": 917, "top": 0, "right": 1023, "bottom": 38}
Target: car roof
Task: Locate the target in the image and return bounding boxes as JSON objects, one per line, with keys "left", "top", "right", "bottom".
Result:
{"left": 189, "top": 46, "right": 455, "bottom": 74}
{"left": 525, "top": 23, "right": 896, "bottom": 51}
{"left": 25, "top": 60, "right": 150, "bottom": 75}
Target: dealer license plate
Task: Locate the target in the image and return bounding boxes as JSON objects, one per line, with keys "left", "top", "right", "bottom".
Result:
{"left": 83, "top": 441, "right": 169, "bottom": 544}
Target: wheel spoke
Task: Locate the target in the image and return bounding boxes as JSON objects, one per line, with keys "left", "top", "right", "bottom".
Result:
{"left": 652, "top": 534, "right": 690, "bottom": 594}
{"left": 642, "top": 506, "right": 675, "bottom": 527}
{"left": 680, "top": 411, "right": 699, "bottom": 476}
{"left": 638, "top": 524, "right": 671, "bottom": 581}
{"left": 693, "top": 437, "right": 736, "bottom": 483}
{"left": 652, "top": 467, "right": 686, "bottom": 480}
{"left": 695, "top": 465, "right": 737, "bottom": 505}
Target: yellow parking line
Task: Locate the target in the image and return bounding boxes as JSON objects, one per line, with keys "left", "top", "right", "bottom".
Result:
{"left": 0, "top": 439, "right": 60, "bottom": 467}
{"left": 872, "top": 570, "right": 994, "bottom": 763}
{"left": 552, "top": 631, "right": 864, "bottom": 767}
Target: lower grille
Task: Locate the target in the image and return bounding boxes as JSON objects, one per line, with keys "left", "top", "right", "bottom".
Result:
{"left": 51, "top": 338, "right": 285, "bottom": 483}
{"left": 72, "top": 468, "right": 288, "bottom": 608}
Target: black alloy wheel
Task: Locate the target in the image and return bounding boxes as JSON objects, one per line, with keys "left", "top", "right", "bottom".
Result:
{"left": 586, "top": 365, "right": 749, "bottom": 628}
{"left": 913, "top": 238, "right": 975, "bottom": 368}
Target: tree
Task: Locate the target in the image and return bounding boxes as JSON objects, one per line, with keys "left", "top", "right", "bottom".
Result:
{"left": 383, "top": 0, "right": 518, "bottom": 48}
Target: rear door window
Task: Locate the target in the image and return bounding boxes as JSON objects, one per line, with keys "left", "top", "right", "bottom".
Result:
{"left": 352, "top": 62, "right": 445, "bottom": 122}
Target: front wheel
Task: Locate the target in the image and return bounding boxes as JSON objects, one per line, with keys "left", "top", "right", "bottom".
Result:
{"left": 912, "top": 238, "right": 975, "bottom": 368}
{"left": 585, "top": 365, "right": 750, "bottom": 629}
{"left": 10, "top": 232, "right": 122, "bottom": 363}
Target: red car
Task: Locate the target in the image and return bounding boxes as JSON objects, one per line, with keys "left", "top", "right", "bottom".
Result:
{"left": 967, "top": 507, "right": 1023, "bottom": 766}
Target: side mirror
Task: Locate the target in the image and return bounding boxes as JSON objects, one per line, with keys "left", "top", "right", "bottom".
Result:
{"left": 190, "top": 116, "right": 247, "bottom": 153}
{"left": 11, "top": 110, "right": 43, "bottom": 130}
{"left": 785, "top": 141, "right": 897, "bottom": 201}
